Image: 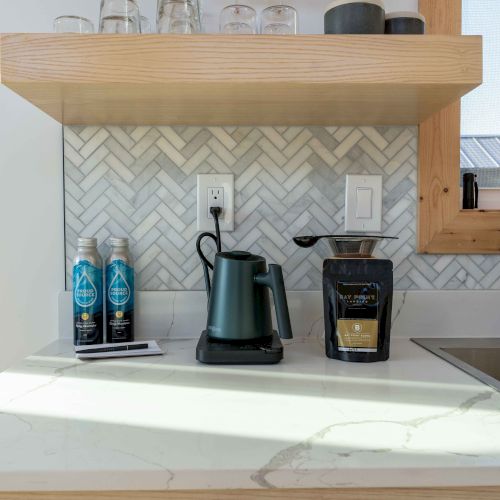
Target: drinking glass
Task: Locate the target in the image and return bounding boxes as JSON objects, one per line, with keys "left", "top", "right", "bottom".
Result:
{"left": 220, "top": 5, "right": 257, "bottom": 34}
{"left": 158, "top": 0, "right": 200, "bottom": 34}
{"left": 99, "top": 0, "right": 141, "bottom": 34}
{"left": 261, "top": 5, "right": 297, "bottom": 35}
{"left": 54, "top": 16, "right": 95, "bottom": 33}
{"left": 140, "top": 16, "right": 152, "bottom": 33}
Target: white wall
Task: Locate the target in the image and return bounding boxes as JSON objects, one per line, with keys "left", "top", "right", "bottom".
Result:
{"left": 0, "top": 0, "right": 68, "bottom": 371}
{"left": 0, "top": 89, "right": 64, "bottom": 371}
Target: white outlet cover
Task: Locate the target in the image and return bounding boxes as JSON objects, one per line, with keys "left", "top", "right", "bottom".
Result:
{"left": 345, "top": 174, "right": 383, "bottom": 233}
{"left": 197, "top": 174, "right": 235, "bottom": 232}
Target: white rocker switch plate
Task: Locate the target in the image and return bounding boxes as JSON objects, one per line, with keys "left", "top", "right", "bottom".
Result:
{"left": 345, "top": 175, "right": 383, "bottom": 233}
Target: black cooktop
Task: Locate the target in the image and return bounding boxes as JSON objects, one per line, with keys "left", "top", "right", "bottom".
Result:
{"left": 412, "top": 337, "right": 500, "bottom": 392}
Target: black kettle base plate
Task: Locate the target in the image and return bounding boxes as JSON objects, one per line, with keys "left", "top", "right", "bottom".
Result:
{"left": 196, "top": 331, "right": 284, "bottom": 365}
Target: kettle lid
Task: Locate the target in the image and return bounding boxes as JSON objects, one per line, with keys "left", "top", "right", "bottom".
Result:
{"left": 218, "top": 251, "right": 264, "bottom": 262}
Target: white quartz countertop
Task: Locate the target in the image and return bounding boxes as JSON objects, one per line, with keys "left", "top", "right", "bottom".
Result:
{"left": 0, "top": 336, "right": 499, "bottom": 492}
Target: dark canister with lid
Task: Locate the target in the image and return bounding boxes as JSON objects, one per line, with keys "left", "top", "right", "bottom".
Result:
{"left": 324, "top": 0, "right": 385, "bottom": 34}
{"left": 385, "top": 11, "right": 426, "bottom": 34}
{"left": 462, "top": 173, "right": 479, "bottom": 209}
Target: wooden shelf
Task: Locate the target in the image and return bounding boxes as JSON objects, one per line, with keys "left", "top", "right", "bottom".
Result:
{"left": 0, "top": 34, "right": 482, "bottom": 126}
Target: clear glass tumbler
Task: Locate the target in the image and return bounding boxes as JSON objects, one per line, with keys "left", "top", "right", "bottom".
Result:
{"left": 54, "top": 16, "right": 95, "bottom": 33}
{"left": 140, "top": 16, "right": 152, "bottom": 33}
{"left": 158, "top": 0, "right": 200, "bottom": 34}
{"left": 220, "top": 5, "right": 257, "bottom": 34}
{"left": 99, "top": 0, "right": 141, "bottom": 34}
{"left": 261, "top": 5, "right": 297, "bottom": 35}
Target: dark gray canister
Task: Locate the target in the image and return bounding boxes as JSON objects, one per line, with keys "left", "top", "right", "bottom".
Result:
{"left": 385, "top": 11, "right": 426, "bottom": 34}
{"left": 206, "top": 251, "right": 293, "bottom": 342}
{"left": 325, "top": 0, "right": 385, "bottom": 34}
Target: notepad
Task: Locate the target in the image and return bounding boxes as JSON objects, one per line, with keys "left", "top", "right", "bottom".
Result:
{"left": 75, "top": 341, "right": 164, "bottom": 360}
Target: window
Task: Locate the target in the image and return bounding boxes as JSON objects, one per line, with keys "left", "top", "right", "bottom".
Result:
{"left": 461, "top": 0, "right": 500, "bottom": 189}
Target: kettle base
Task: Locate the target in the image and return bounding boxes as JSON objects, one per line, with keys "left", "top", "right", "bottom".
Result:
{"left": 196, "top": 331, "right": 284, "bottom": 365}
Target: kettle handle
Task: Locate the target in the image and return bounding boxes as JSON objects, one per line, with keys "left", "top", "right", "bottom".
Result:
{"left": 196, "top": 232, "right": 219, "bottom": 302}
{"left": 255, "top": 264, "right": 293, "bottom": 340}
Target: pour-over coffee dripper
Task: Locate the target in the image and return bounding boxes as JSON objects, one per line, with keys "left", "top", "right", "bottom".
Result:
{"left": 293, "top": 234, "right": 398, "bottom": 258}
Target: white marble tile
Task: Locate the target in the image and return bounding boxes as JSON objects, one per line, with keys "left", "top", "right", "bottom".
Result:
{"left": 64, "top": 125, "right": 500, "bottom": 293}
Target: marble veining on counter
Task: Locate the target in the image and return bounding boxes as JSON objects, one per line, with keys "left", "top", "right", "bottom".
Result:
{"left": 0, "top": 335, "right": 500, "bottom": 492}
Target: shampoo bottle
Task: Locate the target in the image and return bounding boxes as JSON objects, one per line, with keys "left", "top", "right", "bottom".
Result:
{"left": 106, "top": 238, "right": 135, "bottom": 343}
{"left": 73, "top": 238, "right": 104, "bottom": 346}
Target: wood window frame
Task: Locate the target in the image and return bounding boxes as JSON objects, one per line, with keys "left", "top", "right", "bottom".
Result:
{"left": 418, "top": 0, "right": 500, "bottom": 254}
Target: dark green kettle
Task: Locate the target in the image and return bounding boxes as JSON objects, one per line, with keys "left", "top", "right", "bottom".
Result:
{"left": 205, "top": 251, "right": 293, "bottom": 342}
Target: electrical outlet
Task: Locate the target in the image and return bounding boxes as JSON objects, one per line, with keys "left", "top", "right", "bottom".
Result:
{"left": 207, "top": 187, "right": 224, "bottom": 218}
{"left": 197, "top": 174, "right": 234, "bottom": 232}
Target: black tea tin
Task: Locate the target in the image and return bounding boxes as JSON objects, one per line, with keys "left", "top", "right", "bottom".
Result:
{"left": 385, "top": 11, "right": 426, "bottom": 34}
{"left": 325, "top": 0, "right": 385, "bottom": 34}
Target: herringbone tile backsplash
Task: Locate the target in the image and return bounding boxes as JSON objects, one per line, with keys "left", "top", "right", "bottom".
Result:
{"left": 64, "top": 125, "right": 500, "bottom": 291}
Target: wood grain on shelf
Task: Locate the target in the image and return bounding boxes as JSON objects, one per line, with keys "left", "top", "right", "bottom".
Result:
{"left": 0, "top": 34, "right": 481, "bottom": 126}
{"left": 2, "top": 487, "right": 500, "bottom": 500}
{"left": 418, "top": 0, "right": 500, "bottom": 254}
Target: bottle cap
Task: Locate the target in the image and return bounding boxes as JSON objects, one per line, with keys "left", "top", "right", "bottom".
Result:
{"left": 110, "top": 238, "right": 129, "bottom": 247}
{"left": 77, "top": 237, "right": 97, "bottom": 248}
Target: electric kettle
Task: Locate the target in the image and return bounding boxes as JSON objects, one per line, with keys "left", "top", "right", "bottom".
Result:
{"left": 205, "top": 251, "right": 293, "bottom": 342}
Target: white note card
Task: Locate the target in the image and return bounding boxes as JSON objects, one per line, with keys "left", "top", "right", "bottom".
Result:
{"left": 75, "top": 341, "right": 164, "bottom": 360}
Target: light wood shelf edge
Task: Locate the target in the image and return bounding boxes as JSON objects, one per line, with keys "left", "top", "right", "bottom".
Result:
{"left": 0, "top": 34, "right": 482, "bottom": 126}
{"left": 0, "top": 34, "right": 482, "bottom": 84}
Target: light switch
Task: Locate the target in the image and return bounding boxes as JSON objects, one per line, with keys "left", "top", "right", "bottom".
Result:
{"left": 356, "top": 187, "right": 373, "bottom": 219}
{"left": 345, "top": 175, "right": 383, "bottom": 233}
